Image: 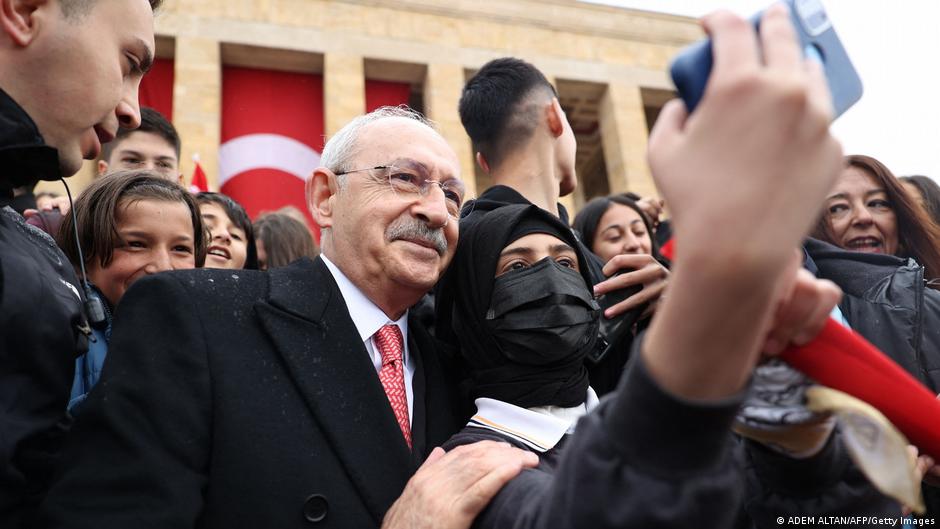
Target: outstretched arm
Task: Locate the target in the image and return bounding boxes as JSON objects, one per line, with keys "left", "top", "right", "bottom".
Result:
{"left": 642, "top": 4, "right": 843, "bottom": 401}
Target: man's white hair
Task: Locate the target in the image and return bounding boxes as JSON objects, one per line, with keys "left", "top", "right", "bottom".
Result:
{"left": 321, "top": 105, "right": 438, "bottom": 189}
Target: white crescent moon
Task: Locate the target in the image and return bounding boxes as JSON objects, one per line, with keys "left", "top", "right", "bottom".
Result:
{"left": 218, "top": 133, "right": 321, "bottom": 186}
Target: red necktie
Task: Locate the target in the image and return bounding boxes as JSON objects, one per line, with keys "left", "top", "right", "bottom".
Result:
{"left": 375, "top": 324, "right": 411, "bottom": 449}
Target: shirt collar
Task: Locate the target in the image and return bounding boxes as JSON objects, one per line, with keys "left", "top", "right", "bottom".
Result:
{"left": 320, "top": 254, "right": 409, "bottom": 344}
{"left": 468, "top": 388, "right": 599, "bottom": 453}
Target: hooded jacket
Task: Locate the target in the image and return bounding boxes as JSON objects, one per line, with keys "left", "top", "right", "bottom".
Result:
{"left": 0, "top": 88, "right": 88, "bottom": 528}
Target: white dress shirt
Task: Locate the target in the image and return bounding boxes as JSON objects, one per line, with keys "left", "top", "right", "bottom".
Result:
{"left": 322, "top": 255, "right": 414, "bottom": 424}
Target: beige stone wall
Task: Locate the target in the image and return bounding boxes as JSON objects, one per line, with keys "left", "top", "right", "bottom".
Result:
{"left": 599, "top": 82, "right": 654, "bottom": 198}
{"left": 174, "top": 36, "right": 223, "bottom": 188}
{"left": 324, "top": 53, "right": 366, "bottom": 139}
{"left": 423, "top": 63, "right": 475, "bottom": 195}
{"left": 41, "top": 0, "right": 701, "bottom": 210}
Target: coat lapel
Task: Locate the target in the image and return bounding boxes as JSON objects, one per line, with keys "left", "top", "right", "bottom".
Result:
{"left": 254, "top": 257, "right": 413, "bottom": 524}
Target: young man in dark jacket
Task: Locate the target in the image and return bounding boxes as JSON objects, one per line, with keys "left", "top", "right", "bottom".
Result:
{"left": 0, "top": 1, "right": 159, "bottom": 526}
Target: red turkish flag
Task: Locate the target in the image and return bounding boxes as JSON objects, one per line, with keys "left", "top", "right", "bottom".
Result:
{"left": 139, "top": 58, "right": 174, "bottom": 120}
{"left": 219, "top": 68, "right": 412, "bottom": 241}
{"left": 220, "top": 67, "right": 324, "bottom": 238}
{"left": 189, "top": 160, "right": 209, "bottom": 193}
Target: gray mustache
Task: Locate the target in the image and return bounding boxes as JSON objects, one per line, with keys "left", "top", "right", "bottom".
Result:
{"left": 386, "top": 217, "right": 448, "bottom": 256}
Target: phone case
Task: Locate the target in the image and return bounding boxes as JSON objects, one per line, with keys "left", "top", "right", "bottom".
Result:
{"left": 669, "top": 0, "right": 863, "bottom": 119}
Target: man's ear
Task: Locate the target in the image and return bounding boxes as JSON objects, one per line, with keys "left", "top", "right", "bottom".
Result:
{"left": 0, "top": 0, "right": 47, "bottom": 47}
{"left": 307, "top": 167, "right": 338, "bottom": 231}
{"left": 475, "top": 152, "right": 490, "bottom": 174}
{"left": 96, "top": 160, "right": 109, "bottom": 176}
{"left": 546, "top": 98, "right": 566, "bottom": 138}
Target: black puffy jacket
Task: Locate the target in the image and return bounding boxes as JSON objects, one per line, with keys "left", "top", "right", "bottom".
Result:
{"left": 805, "top": 238, "right": 940, "bottom": 393}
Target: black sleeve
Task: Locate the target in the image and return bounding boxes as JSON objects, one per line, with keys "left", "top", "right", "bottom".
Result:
{"left": 38, "top": 273, "right": 212, "bottom": 529}
{"left": 473, "top": 356, "right": 745, "bottom": 529}
{"left": 740, "top": 429, "right": 900, "bottom": 528}
{"left": 0, "top": 223, "right": 86, "bottom": 528}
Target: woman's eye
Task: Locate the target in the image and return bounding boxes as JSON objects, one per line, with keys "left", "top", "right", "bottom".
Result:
{"left": 230, "top": 233, "right": 243, "bottom": 241}
{"left": 557, "top": 258, "right": 575, "bottom": 268}
{"left": 126, "top": 241, "right": 145, "bottom": 248}
{"left": 174, "top": 246, "right": 193, "bottom": 254}
{"left": 509, "top": 261, "right": 527, "bottom": 271}
{"left": 828, "top": 204, "right": 848, "bottom": 215}
{"left": 869, "top": 199, "right": 892, "bottom": 210}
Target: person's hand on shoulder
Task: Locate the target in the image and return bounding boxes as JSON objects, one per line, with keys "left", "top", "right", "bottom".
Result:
{"left": 382, "top": 442, "right": 538, "bottom": 529}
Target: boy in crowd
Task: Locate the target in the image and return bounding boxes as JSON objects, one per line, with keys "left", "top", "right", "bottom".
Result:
{"left": 97, "top": 106, "right": 181, "bottom": 183}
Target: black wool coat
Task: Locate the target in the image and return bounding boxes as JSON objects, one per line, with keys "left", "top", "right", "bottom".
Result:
{"left": 39, "top": 257, "right": 460, "bottom": 529}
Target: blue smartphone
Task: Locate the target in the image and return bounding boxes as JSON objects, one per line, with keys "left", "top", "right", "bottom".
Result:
{"left": 670, "top": 0, "right": 863, "bottom": 119}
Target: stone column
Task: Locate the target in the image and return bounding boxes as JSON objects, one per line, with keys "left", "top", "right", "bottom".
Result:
{"left": 173, "top": 36, "right": 222, "bottom": 190}
{"left": 423, "top": 63, "right": 476, "bottom": 197}
{"left": 323, "top": 53, "right": 365, "bottom": 139}
{"left": 598, "top": 82, "right": 657, "bottom": 199}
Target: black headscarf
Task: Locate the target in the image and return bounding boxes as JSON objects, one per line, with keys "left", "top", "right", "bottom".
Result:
{"left": 447, "top": 204, "right": 596, "bottom": 408}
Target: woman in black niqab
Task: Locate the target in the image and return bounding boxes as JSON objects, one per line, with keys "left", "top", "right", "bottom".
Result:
{"left": 445, "top": 204, "right": 600, "bottom": 409}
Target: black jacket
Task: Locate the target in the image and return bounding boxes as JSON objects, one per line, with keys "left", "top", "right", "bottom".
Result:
{"left": 39, "top": 258, "right": 461, "bottom": 528}
{"left": 0, "top": 89, "right": 87, "bottom": 528}
{"left": 444, "top": 356, "right": 893, "bottom": 529}
{"left": 804, "top": 238, "right": 940, "bottom": 392}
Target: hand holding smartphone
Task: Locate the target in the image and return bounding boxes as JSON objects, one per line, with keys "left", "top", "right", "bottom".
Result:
{"left": 670, "top": 0, "right": 862, "bottom": 119}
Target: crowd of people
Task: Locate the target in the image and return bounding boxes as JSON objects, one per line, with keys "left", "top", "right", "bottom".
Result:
{"left": 4, "top": 1, "right": 940, "bottom": 528}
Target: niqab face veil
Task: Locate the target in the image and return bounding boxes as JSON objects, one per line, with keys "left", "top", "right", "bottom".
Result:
{"left": 445, "top": 204, "right": 599, "bottom": 408}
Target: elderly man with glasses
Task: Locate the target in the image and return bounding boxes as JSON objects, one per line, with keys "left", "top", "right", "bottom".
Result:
{"left": 40, "top": 106, "right": 536, "bottom": 529}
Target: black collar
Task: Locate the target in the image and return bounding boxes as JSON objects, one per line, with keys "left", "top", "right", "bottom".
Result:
{"left": 466, "top": 185, "right": 571, "bottom": 224}
{"left": 0, "top": 87, "right": 61, "bottom": 193}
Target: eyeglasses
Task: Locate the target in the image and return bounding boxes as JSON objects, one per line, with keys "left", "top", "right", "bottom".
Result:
{"left": 335, "top": 165, "right": 466, "bottom": 219}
